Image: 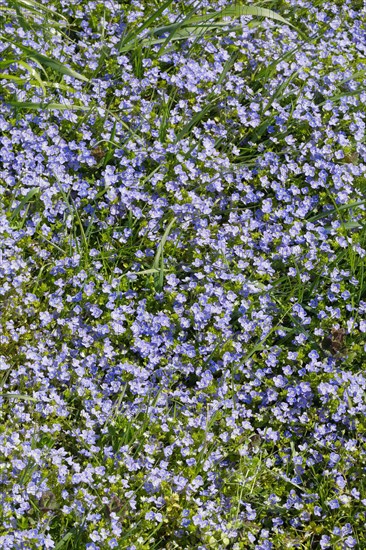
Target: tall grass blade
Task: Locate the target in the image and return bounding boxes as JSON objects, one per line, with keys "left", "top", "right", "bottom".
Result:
{"left": 10, "top": 188, "right": 39, "bottom": 221}
{"left": 153, "top": 217, "right": 176, "bottom": 291}
{"left": 120, "top": 3, "right": 300, "bottom": 54}
{"left": 0, "top": 36, "right": 89, "bottom": 82}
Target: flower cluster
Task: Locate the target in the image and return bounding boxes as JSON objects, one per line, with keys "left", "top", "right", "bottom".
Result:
{"left": 1, "top": 0, "right": 366, "bottom": 548}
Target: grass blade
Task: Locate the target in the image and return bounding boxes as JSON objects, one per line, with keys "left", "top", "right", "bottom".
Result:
{"left": 219, "top": 4, "right": 297, "bottom": 29}
{"left": 10, "top": 188, "right": 39, "bottom": 220}
{"left": 0, "top": 36, "right": 89, "bottom": 82}
{"left": 153, "top": 217, "right": 176, "bottom": 291}
{"left": 7, "top": 100, "right": 90, "bottom": 111}
{"left": 118, "top": 0, "right": 175, "bottom": 52}
{"left": 120, "top": 3, "right": 300, "bottom": 54}
{"left": 0, "top": 393, "right": 37, "bottom": 402}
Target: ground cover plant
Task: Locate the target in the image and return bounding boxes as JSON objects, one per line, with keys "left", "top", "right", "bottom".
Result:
{"left": 1, "top": 0, "right": 366, "bottom": 548}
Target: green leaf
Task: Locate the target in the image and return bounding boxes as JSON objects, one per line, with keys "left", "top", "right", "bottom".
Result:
{"left": 0, "top": 36, "right": 89, "bottom": 82}
{"left": 217, "top": 4, "right": 296, "bottom": 29}
{"left": 120, "top": 3, "right": 300, "bottom": 54}
{"left": 325, "top": 221, "right": 363, "bottom": 230}
{"left": 308, "top": 200, "right": 366, "bottom": 222}
{"left": 5, "top": 0, "right": 67, "bottom": 21}
{"left": 7, "top": 100, "right": 90, "bottom": 111}
{"left": 10, "top": 188, "right": 39, "bottom": 220}
{"left": 0, "top": 73, "right": 26, "bottom": 84}
{"left": 118, "top": 0, "right": 175, "bottom": 51}
{"left": 54, "top": 532, "right": 74, "bottom": 550}
{"left": 153, "top": 217, "right": 176, "bottom": 291}
{"left": 27, "top": 51, "right": 89, "bottom": 82}
{"left": 134, "top": 268, "right": 160, "bottom": 275}
{"left": 0, "top": 393, "right": 37, "bottom": 402}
